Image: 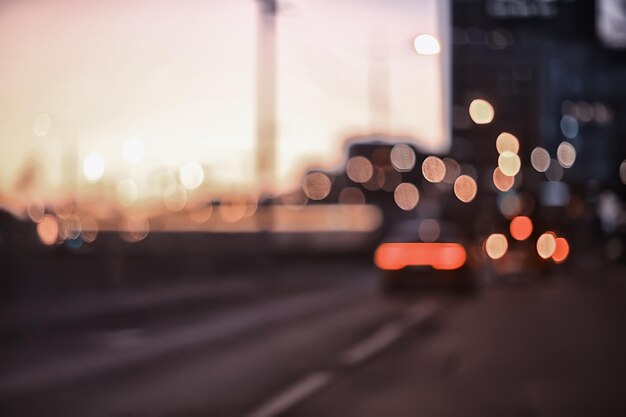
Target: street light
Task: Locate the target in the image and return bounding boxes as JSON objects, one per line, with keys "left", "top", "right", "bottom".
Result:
{"left": 413, "top": 33, "right": 441, "bottom": 55}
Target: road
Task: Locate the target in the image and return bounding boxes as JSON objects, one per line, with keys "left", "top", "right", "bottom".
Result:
{"left": 1, "top": 259, "right": 626, "bottom": 417}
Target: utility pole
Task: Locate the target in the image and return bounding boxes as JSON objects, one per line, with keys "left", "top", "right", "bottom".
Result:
{"left": 256, "top": 0, "right": 277, "bottom": 196}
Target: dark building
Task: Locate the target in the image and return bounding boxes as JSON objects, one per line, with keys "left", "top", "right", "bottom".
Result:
{"left": 452, "top": 0, "right": 626, "bottom": 190}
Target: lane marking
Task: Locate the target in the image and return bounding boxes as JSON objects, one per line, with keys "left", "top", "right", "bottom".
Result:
{"left": 341, "top": 299, "right": 439, "bottom": 366}
{"left": 340, "top": 321, "right": 405, "bottom": 366}
{"left": 248, "top": 299, "right": 440, "bottom": 416}
{"left": 247, "top": 371, "right": 333, "bottom": 417}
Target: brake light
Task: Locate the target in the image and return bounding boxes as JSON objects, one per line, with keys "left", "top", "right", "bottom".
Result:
{"left": 374, "top": 242, "right": 466, "bottom": 271}
{"left": 510, "top": 216, "right": 533, "bottom": 241}
{"left": 552, "top": 237, "right": 570, "bottom": 263}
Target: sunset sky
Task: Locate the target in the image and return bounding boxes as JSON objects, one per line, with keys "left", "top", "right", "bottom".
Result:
{"left": 0, "top": 0, "right": 447, "bottom": 199}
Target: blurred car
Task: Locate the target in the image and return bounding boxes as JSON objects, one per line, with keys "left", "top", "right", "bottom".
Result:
{"left": 480, "top": 214, "right": 570, "bottom": 282}
{"left": 484, "top": 238, "right": 550, "bottom": 281}
{"left": 373, "top": 219, "right": 474, "bottom": 293}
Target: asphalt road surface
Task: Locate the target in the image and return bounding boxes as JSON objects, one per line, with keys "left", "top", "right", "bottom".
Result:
{"left": 1, "top": 259, "right": 626, "bottom": 417}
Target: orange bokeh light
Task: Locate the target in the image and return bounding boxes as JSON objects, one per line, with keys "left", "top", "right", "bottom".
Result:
{"left": 374, "top": 242, "right": 467, "bottom": 271}
{"left": 37, "top": 214, "right": 59, "bottom": 245}
{"left": 552, "top": 237, "right": 570, "bottom": 263}
{"left": 510, "top": 216, "right": 533, "bottom": 241}
{"left": 492, "top": 167, "right": 514, "bottom": 192}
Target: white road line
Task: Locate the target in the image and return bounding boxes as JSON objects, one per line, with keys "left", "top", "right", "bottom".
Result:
{"left": 246, "top": 371, "right": 333, "bottom": 417}
{"left": 341, "top": 299, "right": 440, "bottom": 366}
{"left": 340, "top": 321, "right": 405, "bottom": 366}
{"left": 248, "top": 299, "right": 440, "bottom": 416}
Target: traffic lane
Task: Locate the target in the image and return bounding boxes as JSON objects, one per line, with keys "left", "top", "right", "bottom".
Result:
{"left": 0, "top": 260, "right": 378, "bottom": 385}
{"left": 1, "top": 259, "right": 375, "bottom": 338}
{"left": 287, "top": 268, "right": 626, "bottom": 417}
{"left": 0, "top": 263, "right": 440, "bottom": 417}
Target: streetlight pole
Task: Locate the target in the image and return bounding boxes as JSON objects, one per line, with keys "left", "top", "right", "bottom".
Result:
{"left": 256, "top": 0, "right": 277, "bottom": 197}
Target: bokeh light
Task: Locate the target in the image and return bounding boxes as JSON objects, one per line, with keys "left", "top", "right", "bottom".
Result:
{"left": 189, "top": 204, "right": 213, "bottom": 223}
{"left": 545, "top": 160, "right": 564, "bottom": 182}
{"left": 179, "top": 162, "right": 205, "bottom": 190}
{"left": 66, "top": 215, "right": 81, "bottom": 240}
{"left": 339, "top": 187, "right": 366, "bottom": 205}
{"left": 493, "top": 167, "right": 514, "bottom": 192}
{"left": 120, "top": 217, "right": 150, "bottom": 243}
{"left": 556, "top": 141, "right": 576, "bottom": 168}
{"left": 468, "top": 99, "right": 495, "bottom": 124}
{"left": 37, "top": 214, "right": 58, "bottom": 245}
{"left": 530, "top": 147, "right": 550, "bottom": 172}
{"left": 576, "top": 101, "right": 593, "bottom": 122}
{"left": 442, "top": 158, "right": 461, "bottom": 184}
{"left": 116, "top": 179, "right": 139, "bottom": 206}
{"left": 537, "top": 232, "right": 557, "bottom": 259}
{"left": 552, "top": 237, "right": 570, "bottom": 263}
{"left": 381, "top": 168, "right": 402, "bottom": 192}
{"left": 413, "top": 34, "right": 441, "bottom": 55}
{"left": 122, "top": 138, "right": 145, "bottom": 164}
{"left": 496, "top": 132, "right": 519, "bottom": 154}
{"left": 510, "top": 216, "right": 533, "bottom": 240}
{"left": 82, "top": 152, "right": 105, "bottom": 182}
{"left": 346, "top": 156, "right": 374, "bottom": 183}
{"left": 594, "top": 102, "right": 611, "bottom": 124}
{"left": 53, "top": 202, "right": 74, "bottom": 220}
{"left": 498, "top": 151, "right": 521, "bottom": 176}
{"left": 394, "top": 183, "right": 419, "bottom": 211}
{"left": 219, "top": 200, "right": 247, "bottom": 223}
{"left": 560, "top": 115, "right": 579, "bottom": 139}
{"left": 620, "top": 160, "right": 626, "bottom": 185}
{"left": 390, "top": 144, "right": 416, "bottom": 172}
{"left": 244, "top": 198, "right": 259, "bottom": 218}
{"left": 303, "top": 172, "right": 332, "bottom": 200}
{"left": 56, "top": 219, "right": 69, "bottom": 241}
{"left": 418, "top": 219, "right": 440, "bottom": 242}
{"left": 485, "top": 233, "right": 508, "bottom": 260}
{"left": 163, "top": 184, "right": 188, "bottom": 211}
{"left": 80, "top": 217, "right": 99, "bottom": 243}
{"left": 362, "top": 167, "right": 382, "bottom": 191}
{"left": 27, "top": 200, "right": 45, "bottom": 223}
{"left": 453, "top": 175, "right": 477, "bottom": 203}
{"left": 422, "top": 156, "right": 446, "bottom": 183}
{"left": 499, "top": 192, "right": 522, "bottom": 218}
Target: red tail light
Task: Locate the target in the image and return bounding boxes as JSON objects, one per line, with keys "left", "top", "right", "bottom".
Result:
{"left": 374, "top": 242, "right": 467, "bottom": 271}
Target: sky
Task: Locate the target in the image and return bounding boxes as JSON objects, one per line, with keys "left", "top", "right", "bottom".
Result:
{"left": 0, "top": 0, "right": 447, "bottom": 200}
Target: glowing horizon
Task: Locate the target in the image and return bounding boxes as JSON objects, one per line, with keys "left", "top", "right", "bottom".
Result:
{"left": 0, "top": 0, "right": 448, "bottom": 204}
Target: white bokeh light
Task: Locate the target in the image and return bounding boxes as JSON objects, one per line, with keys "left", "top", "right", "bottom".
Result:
{"left": 413, "top": 34, "right": 441, "bottom": 55}
{"left": 82, "top": 152, "right": 105, "bottom": 182}
{"left": 179, "top": 162, "right": 205, "bottom": 190}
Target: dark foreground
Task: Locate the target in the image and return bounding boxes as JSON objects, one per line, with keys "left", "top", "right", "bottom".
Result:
{"left": 1, "top": 259, "right": 626, "bottom": 417}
